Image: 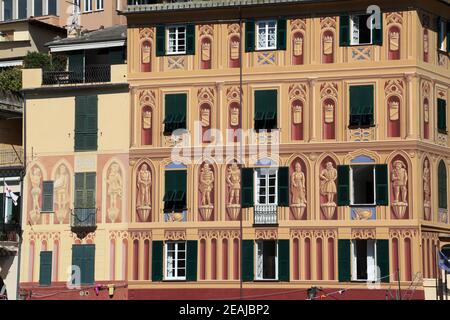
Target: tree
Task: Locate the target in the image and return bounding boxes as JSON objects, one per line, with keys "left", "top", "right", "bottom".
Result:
{"left": 0, "top": 68, "right": 22, "bottom": 93}
{"left": 23, "top": 51, "right": 52, "bottom": 70}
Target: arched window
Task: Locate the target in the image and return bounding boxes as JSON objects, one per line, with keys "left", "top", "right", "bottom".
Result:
{"left": 438, "top": 161, "right": 447, "bottom": 209}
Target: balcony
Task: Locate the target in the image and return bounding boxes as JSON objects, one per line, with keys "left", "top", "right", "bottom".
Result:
{"left": 22, "top": 64, "right": 127, "bottom": 89}
{"left": 254, "top": 204, "right": 278, "bottom": 225}
{"left": 0, "top": 148, "right": 23, "bottom": 168}
{"left": 71, "top": 208, "right": 97, "bottom": 238}
{"left": 0, "top": 223, "right": 20, "bottom": 254}
{"left": 42, "top": 64, "right": 111, "bottom": 85}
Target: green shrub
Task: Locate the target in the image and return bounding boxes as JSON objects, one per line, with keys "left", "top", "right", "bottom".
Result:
{"left": 0, "top": 68, "right": 22, "bottom": 93}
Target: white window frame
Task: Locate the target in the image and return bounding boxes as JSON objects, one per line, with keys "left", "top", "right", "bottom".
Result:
{"left": 166, "top": 25, "right": 187, "bottom": 55}
{"left": 32, "top": 0, "right": 42, "bottom": 17}
{"left": 73, "top": 0, "right": 80, "bottom": 14}
{"left": 164, "top": 241, "right": 186, "bottom": 281}
{"left": 254, "top": 167, "right": 278, "bottom": 206}
{"left": 95, "top": 0, "right": 103, "bottom": 11}
{"left": 83, "top": 0, "right": 92, "bottom": 12}
{"left": 255, "top": 240, "right": 278, "bottom": 281}
{"left": 349, "top": 165, "right": 377, "bottom": 206}
{"left": 256, "top": 20, "right": 277, "bottom": 51}
{"left": 438, "top": 19, "right": 447, "bottom": 52}
{"left": 350, "top": 14, "right": 374, "bottom": 46}
{"left": 351, "top": 239, "right": 377, "bottom": 282}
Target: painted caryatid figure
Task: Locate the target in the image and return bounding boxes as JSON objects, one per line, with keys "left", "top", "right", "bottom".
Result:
{"left": 137, "top": 164, "right": 151, "bottom": 222}
{"left": 423, "top": 159, "right": 431, "bottom": 220}
{"left": 291, "top": 162, "right": 306, "bottom": 205}
{"left": 199, "top": 164, "right": 214, "bottom": 206}
{"left": 54, "top": 165, "right": 69, "bottom": 223}
{"left": 226, "top": 162, "right": 241, "bottom": 205}
{"left": 392, "top": 160, "right": 408, "bottom": 204}
{"left": 320, "top": 162, "right": 337, "bottom": 204}
{"left": 107, "top": 163, "right": 123, "bottom": 223}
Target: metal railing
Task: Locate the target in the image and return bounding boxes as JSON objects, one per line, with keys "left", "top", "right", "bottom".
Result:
{"left": 71, "top": 208, "right": 97, "bottom": 229}
{"left": 254, "top": 204, "right": 278, "bottom": 225}
{"left": 0, "top": 148, "right": 23, "bottom": 167}
{"left": 42, "top": 64, "right": 111, "bottom": 85}
{"left": 0, "top": 224, "right": 20, "bottom": 242}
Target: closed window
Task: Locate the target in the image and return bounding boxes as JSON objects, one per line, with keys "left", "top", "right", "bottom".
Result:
{"left": 33, "top": 0, "right": 42, "bottom": 16}
{"left": 438, "top": 98, "right": 447, "bottom": 134}
{"left": 75, "top": 95, "right": 98, "bottom": 152}
{"left": 163, "top": 93, "right": 187, "bottom": 135}
{"left": 71, "top": 244, "right": 95, "bottom": 285}
{"left": 256, "top": 20, "right": 277, "bottom": 50}
{"left": 47, "top": 0, "right": 57, "bottom": 15}
{"left": 2, "top": 0, "right": 13, "bottom": 21}
{"left": 165, "top": 241, "right": 186, "bottom": 280}
{"left": 166, "top": 25, "right": 186, "bottom": 55}
{"left": 349, "top": 85, "right": 374, "bottom": 128}
{"left": 255, "top": 240, "right": 278, "bottom": 280}
{"left": 41, "top": 181, "right": 54, "bottom": 212}
{"left": 96, "top": 0, "right": 103, "bottom": 10}
{"left": 74, "top": 172, "right": 96, "bottom": 227}
{"left": 84, "top": 0, "right": 92, "bottom": 12}
{"left": 351, "top": 239, "right": 377, "bottom": 281}
{"left": 18, "top": 0, "right": 27, "bottom": 19}
{"left": 254, "top": 90, "right": 277, "bottom": 131}
{"left": 39, "top": 251, "right": 52, "bottom": 286}
{"left": 255, "top": 168, "right": 278, "bottom": 206}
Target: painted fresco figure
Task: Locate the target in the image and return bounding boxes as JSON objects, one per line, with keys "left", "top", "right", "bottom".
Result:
{"left": 423, "top": 159, "right": 431, "bottom": 202}
{"left": 30, "top": 167, "right": 42, "bottom": 212}
{"left": 54, "top": 165, "right": 69, "bottom": 210}
{"left": 291, "top": 162, "right": 306, "bottom": 205}
{"left": 226, "top": 162, "right": 241, "bottom": 205}
{"left": 137, "top": 164, "right": 151, "bottom": 207}
{"left": 107, "top": 163, "right": 123, "bottom": 211}
{"left": 392, "top": 160, "right": 408, "bottom": 203}
{"left": 320, "top": 162, "right": 337, "bottom": 204}
{"left": 199, "top": 164, "right": 214, "bottom": 206}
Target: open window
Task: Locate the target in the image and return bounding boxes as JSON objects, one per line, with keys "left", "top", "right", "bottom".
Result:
{"left": 254, "top": 90, "right": 278, "bottom": 131}
{"left": 163, "top": 93, "right": 187, "bottom": 136}
{"left": 351, "top": 239, "right": 376, "bottom": 281}
{"left": 163, "top": 169, "right": 187, "bottom": 213}
{"left": 350, "top": 165, "right": 375, "bottom": 206}
{"left": 340, "top": 13, "right": 382, "bottom": 47}
{"left": 255, "top": 240, "right": 278, "bottom": 280}
{"left": 349, "top": 85, "right": 374, "bottom": 128}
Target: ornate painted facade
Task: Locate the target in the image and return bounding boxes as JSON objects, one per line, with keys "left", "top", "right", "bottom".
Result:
{"left": 18, "top": 0, "right": 450, "bottom": 300}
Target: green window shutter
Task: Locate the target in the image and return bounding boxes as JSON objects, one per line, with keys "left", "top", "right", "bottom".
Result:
{"left": 186, "top": 24, "right": 196, "bottom": 55}
{"left": 437, "top": 17, "right": 443, "bottom": 50}
{"left": 375, "top": 164, "right": 389, "bottom": 206}
{"left": 85, "top": 173, "right": 96, "bottom": 208}
{"left": 75, "top": 96, "right": 87, "bottom": 151}
{"left": 339, "top": 15, "right": 350, "bottom": 46}
{"left": 277, "top": 18, "right": 287, "bottom": 50}
{"left": 74, "top": 173, "right": 85, "bottom": 208}
{"left": 376, "top": 240, "right": 390, "bottom": 283}
{"left": 438, "top": 161, "right": 447, "bottom": 209}
{"left": 245, "top": 20, "right": 255, "bottom": 52}
{"left": 241, "top": 168, "right": 254, "bottom": 208}
{"left": 85, "top": 95, "right": 98, "bottom": 151}
{"left": 165, "top": 170, "right": 187, "bottom": 212}
{"left": 109, "top": 47, "right": 124, "bottom": 65}
{"left": 165, "top": 94, "right": 187, "bottom": 134}
{"left": 338, "top": 239, "right": 351, "bottom": 282}
{"left": 39, "top": 251, "right": 52, "bottom": 286}
{"left": 156, "top": 25, "right": 166, "bottom": 56}
{"left": 277, "top": 167, "right": 289, "bottom": 207}
{"left": 242, "top": 240, "right": 254, "bottom": 281}
{"left": 186, "top": 240, "right": 198, "bottom": 281}
{"left": 349, "top": 85, "right": 374, "bottom": 127}
{"left": 42, "top": 181, "right": 54, "bottom": 212}
{"left": 83, "top": 245, "right": 95, "bottom": 285}
{"left": 68, "top": 50, "right": 84, "bottom": 82}
{"left": 278, "top": 240, "right": 290, "bottom": 281}
{"left": 438, "top": 99, "right": 447, "bottom": 133}
{"left": 255, "top": 90, "right": 277, "bottom": 130}
{"left": 373, "top": 12, "right": 383, "bottom": 45}
{"left": 152, "top": 241, "right": 163, "bottom": 281}
{"left": 337, "top": 165, "right": 350, "bottom": 206}
{"left": 71, "top": 245, "right": 83, "bottom": 285}
{"left": 75, "top": 95, "right": 98, "bottom": 151}
{"left": 447, "top": 22, "right": 450, "bottom": 53}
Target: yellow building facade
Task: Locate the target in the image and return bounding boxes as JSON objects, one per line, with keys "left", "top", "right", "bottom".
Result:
{"left": 19, "top": 0, "right": 450, "bottom": 300}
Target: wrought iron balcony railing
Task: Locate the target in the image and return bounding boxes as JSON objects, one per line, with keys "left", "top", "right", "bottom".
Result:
{"left": 0, "top": 148, "right": 23, "bottom": 167}
{"left": 42, "top": 64, "right": 111, "bottom": 85}
{"left": 0, "top": 222, "right": 20, "bottom": 243}
{"left": 254, "top": 204, "right": 278, "bottom": 225}
{"left": 71, "top": 208, "right": 97, "bottom": 229}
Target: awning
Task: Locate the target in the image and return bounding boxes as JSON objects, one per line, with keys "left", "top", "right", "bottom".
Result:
{"left": 0, "top": 60, "right": 23, "bottom": 68}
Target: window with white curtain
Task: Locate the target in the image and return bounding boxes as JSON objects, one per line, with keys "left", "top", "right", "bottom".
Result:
{"left": 165, "top": 241, "right": 186, "bottom": 280}
{"left": 166, "top": 25, "right": 186, "bottom": 55}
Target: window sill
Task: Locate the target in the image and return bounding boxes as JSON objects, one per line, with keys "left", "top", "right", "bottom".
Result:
{"left": 348, "top": 124, "right": 375, "bottom": 130}
{"left": 162, "top": 279, "right": 187, "bottom": 282}
{"left": 253, "top": 279, "right": 280, "bottom": 282}
{"left": 349, "top": 204, "right": 376, "bottom": 207}
{"left": 255, "top": 48, "right": 278, "bottom": 52}
{"left": 438, "top": 130, "right": 448, "bottom": 135}
{"left": 40, "top": 211, "right": 54, "bottom": 214}
{"left": 437, "top": 49, "right": 449, "bottom": 55}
